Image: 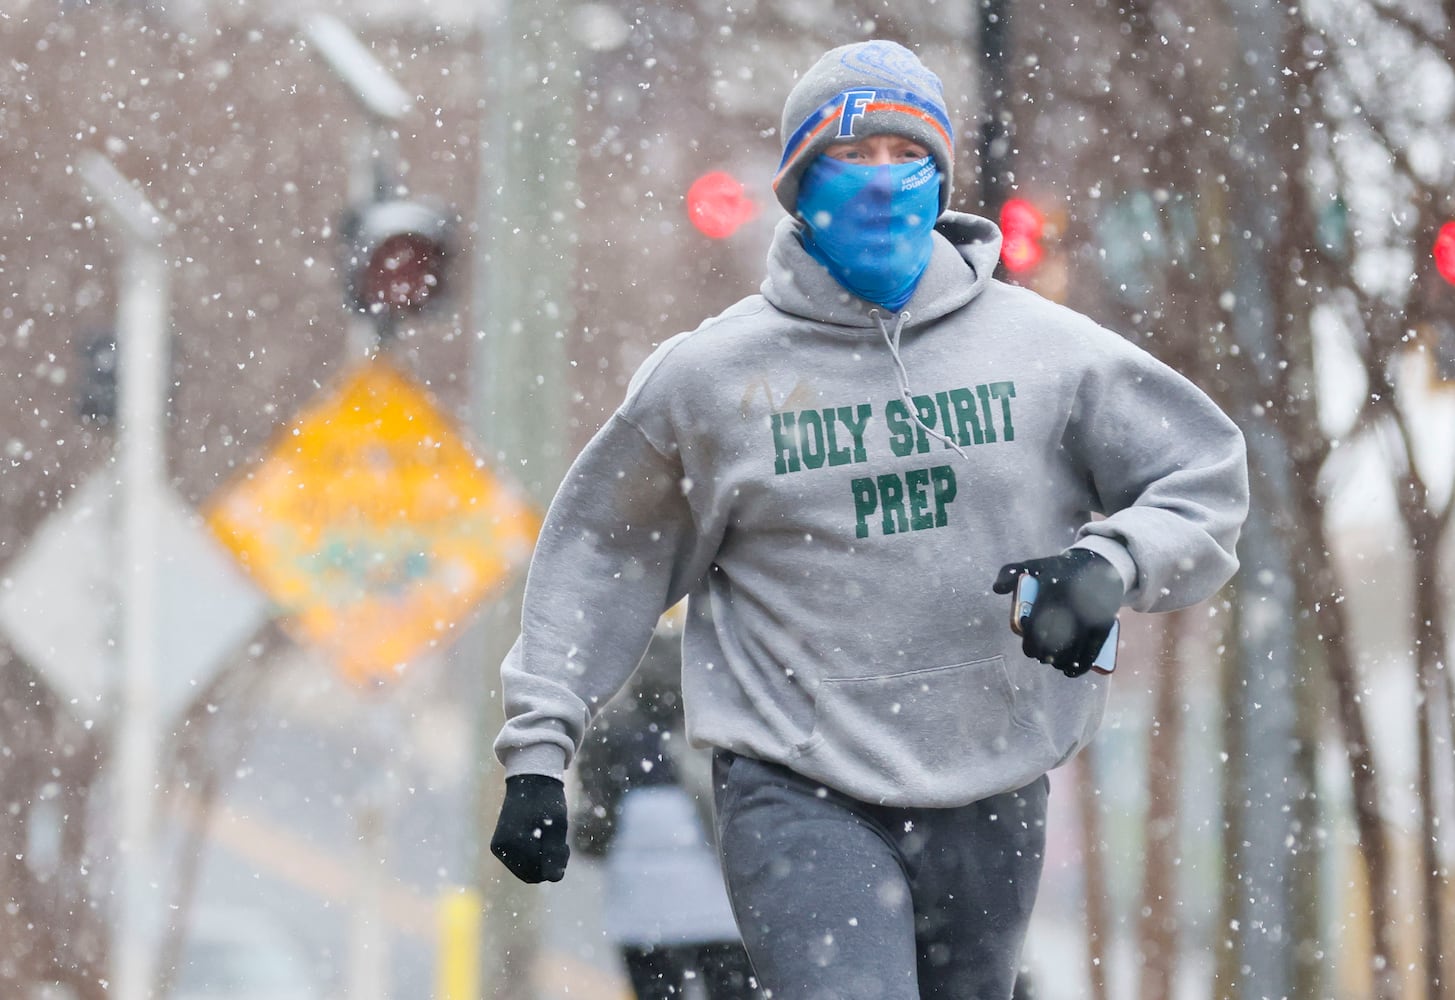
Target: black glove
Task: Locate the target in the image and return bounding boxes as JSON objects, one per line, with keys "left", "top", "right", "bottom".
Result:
{"left": 490, "top": 774, "right": 569, "bottom": 883}
{"left": 993, "top": 549, "right": 1124, "bottom": 678}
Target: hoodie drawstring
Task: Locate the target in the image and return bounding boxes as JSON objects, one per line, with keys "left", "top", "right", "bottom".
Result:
{"left": 870, "top": 309, "right": 969, "bottom": 460}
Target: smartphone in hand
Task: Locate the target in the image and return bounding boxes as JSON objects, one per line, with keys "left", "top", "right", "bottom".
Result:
{"left": 1009, "top": 575, "right": 1119, "bottom": 675}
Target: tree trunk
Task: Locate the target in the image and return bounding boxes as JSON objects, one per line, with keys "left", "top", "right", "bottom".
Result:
{"left": 1288, "top": 458, "right": 1399, "bottom": 1000}
{"left": 1077, "top": 748, "right": 1112, "bottom": 1000}
{"left": 1137, "top": 610, "right": 1186, "bottom": 1000}
{"left": 1215, "top": 591, "right": 1242, "bottom": 1000}
{"left": 1412, "top": 537, "right": 1449, "bottom": 1000}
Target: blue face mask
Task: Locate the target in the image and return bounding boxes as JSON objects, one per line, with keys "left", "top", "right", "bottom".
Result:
{"left": 796, "top": 156, "right": 941, "bottom": 312}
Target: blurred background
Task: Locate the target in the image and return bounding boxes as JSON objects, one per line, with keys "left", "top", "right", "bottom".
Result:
{"left": 0, "top": 0, "right": 1451, "bottom": 999}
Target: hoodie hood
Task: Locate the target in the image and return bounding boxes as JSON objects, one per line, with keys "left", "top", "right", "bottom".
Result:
{"left": 761, "top": 209, "right": 1003, "bottom": 330}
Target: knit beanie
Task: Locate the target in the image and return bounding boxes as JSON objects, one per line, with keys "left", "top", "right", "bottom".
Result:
{"left": 773, "top": 40, "right": 955, "bottom": 217}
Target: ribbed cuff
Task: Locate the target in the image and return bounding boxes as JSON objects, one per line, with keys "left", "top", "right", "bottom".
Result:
{"left": 501, "top": 743, "right": 569, "bottom": 782}
{"left": 1071, "top": 536, "right": 1138, "bottom": 600}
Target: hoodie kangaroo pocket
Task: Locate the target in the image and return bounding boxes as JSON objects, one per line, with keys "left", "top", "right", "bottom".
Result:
{"left": 790, "top": 656, "right": 1060, "bottom": 805}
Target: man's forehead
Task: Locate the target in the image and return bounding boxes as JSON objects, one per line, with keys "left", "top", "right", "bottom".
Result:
{"left": 825, "top": 133, "right": 929, "bottom": 147}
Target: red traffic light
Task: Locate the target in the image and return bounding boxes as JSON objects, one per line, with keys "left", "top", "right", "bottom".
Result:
{"left": 361, "top": 231, "right": 445, "bottom": 312}
{"left": 999, "top": 197, "right": 1045, "bottom": 274}
{"left": 347, "top": 199, "right": 452, "bottom": 316}
{"left": 687, "top": 171, "right": 758, "bottom": 239}
{"left": 1435, "top": 221, "right": 1455, "bottom": 286}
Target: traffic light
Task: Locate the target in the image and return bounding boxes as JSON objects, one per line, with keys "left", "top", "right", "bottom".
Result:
{"left": 1411, "top": 221, "right": 1455, "bottom": 387}
{"left": 997, "top": 195, "right": 1068, "bottom": 302}
{"left": 344, "top": 198, "right": 453, "bottom": 317}
{"left": 1435, "top": 221, "right": 1455, "bottom": 286}
{"left": 686, "top": 171, "right": 758, "bottom": 239}
{"left": 998, "top": 197, "right": 1045, "bottom": 275}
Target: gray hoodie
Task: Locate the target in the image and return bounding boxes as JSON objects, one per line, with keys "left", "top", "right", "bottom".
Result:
{"left": 495, "top": 211, "right": 1249, "bottom": 808}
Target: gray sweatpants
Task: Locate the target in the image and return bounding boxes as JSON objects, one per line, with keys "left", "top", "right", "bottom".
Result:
{"left": 712, "top": 751, "right": 1047, "bottom": 1000}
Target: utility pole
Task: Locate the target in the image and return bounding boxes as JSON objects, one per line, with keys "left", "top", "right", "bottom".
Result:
{"left": 470, "top": 2, "right": 578, "bottom": 997}
{"left": 976, "top": 0, "right": 1012, "bottom": 219}
{"left": 80, "top": 152, "right": 170, "bottom": 1000}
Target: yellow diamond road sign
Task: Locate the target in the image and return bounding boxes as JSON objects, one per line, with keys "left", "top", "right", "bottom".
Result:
{"left": 206, "top": 360, "right": 540, "bottom": 685}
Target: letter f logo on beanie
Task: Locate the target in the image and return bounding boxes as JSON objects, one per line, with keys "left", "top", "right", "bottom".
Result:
{"left": 773, "top": 41, "right": 956, "bottom": 217}
{"left": 838, "top": 90, "right": 876, "bottom": 137}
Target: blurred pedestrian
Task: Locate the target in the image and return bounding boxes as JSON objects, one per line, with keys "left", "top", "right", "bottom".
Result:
{"left": 571, "top": 619, "right": 760, "bottom": 999}
{"left": 490, "top": 38, "right": 1248, "bottom": 1000}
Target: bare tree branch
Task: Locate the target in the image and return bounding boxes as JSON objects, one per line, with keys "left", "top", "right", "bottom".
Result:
{"left": 1367, "top": 0, "right": 1453, "bottom": 64}
{"left": 1309, "top": 21, "right": 1449, "bottom": 201}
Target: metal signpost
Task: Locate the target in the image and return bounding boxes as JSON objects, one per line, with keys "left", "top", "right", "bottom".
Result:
{"left": 76, "top": 152, "right": 170, "bottom": 1000}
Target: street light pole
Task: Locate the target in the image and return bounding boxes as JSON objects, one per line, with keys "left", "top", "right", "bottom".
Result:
{"left": 80, "top": 152, "right": 170, "bottom": 1000}
{"left": 300, "top": 18, "right": 416, "bottom": 999}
